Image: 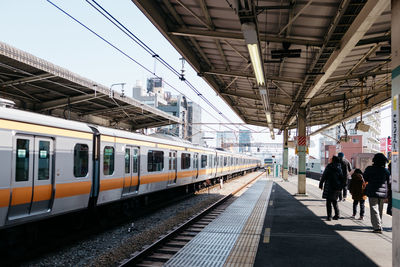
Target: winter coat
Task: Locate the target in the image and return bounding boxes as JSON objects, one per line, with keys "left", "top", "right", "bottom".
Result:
{"left": 340, "top": 158, "right": 352, "bottom": 180}
{"left": 319, "top": 163, "right": 344, "bottom": 201}
{"left": 349, "top": 173, "right": 367, "bottom": 201}
{"left": 363, "top": 165, "right": 390, "bottom": 199}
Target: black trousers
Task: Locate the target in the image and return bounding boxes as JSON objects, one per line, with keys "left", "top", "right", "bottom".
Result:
{"left": 353, "top": 199, "right": 365, "bottom": 216}
{"left": 326, "top": 199, "right": 339, "bottom": 218}
{"left": 342, "top": 178, "right": 349, "bottom": 199}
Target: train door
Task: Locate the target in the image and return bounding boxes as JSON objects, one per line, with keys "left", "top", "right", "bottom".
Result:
{"left": 123, "top": 146, "right": 140, "bottom": 195}
{"left": 168, "top": 151, "right": 177, "bottom": 185}
{"left": 194, "top": 153, "right": 199, "bottom": 178}
{"left": 8, "top": 135, "right": 54, "bottom": 220}
{"left": 30, "top": 137, "right": 53, "bottom": 214}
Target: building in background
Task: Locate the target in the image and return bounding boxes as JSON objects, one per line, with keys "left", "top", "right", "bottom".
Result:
{"left": 319, "top": 108, "right": 382, "bottom": 168}
{"left": 239, "top": 130, "right": 251, "bottom": 153}
{"left": 158, "top": 94, "right": 188, "bottom": 139}
{"left": 147, "top": 77, "right": 163, "bottom": 94}
{"left": 131, "top": 79, "right": 167, "bottom": 107}
{"left": 252, "top": 142, "right": 282, "bottom": 165}
{"left": 130, "top": 78, "right": 207, "bottom": 143}
{"left": 187, "top": 101, "right": 204, "bottom": 146}
{"left": 216, "top": 131, "right": 237, "bottom": 152}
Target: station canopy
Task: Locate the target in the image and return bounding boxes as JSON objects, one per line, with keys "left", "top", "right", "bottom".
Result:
{"left": 0, "top": 41, "right": 181, "bottom": 131}
{"left": 133, "top": 0, "right": 391, "bottom": 135}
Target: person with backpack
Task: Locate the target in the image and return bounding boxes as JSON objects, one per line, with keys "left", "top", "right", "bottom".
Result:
{"left": 319, "top": 156, "right": 344, "bottom": 221}
{"left": 338, "top": 152, "right": 352, "bottom": 201}
{"left": 348, "top": 169, "right": 367, "bottom": 220}
{"left": 363, "top": 153, "right": 390, "bottom": 233}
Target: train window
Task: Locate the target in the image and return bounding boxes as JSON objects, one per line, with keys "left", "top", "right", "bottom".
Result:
{"left": 148, "top": 150, "right": 164, "bottom": 172}
{"left": 209, "top": 155, "right": 212, "bottom": 167}
{"left": 201, "top": 155, "right": 207, "bottom": 168}
{"left": 172, "top": 152, "right": 177, "bottom": 170}
{"left": 194, "top": 154, "right": 198, "bottom": 169}
{"left": 16, "top": 139, "right": 30, "bottom": 182}
{"left": 74, "top": 144, "right": 89, "bottom": 178}
{"left": 169, "top": 152, "right": 173, "bottom": 170}
{"left": 224, "top": 157, "right": 227, "bottom": 166}
{"left": 103, "top": 146, "right": 115, "bottom": 175}
{"left": 133, "top": 149, "right": 138, "bottom": 173}
{"left": 125, "top": 148, "right": 130, "bottom": 174}
{"left": 38, "top": 141, "right": 50, "bottom": 180}
{"left": 181, "top": 153, "right": 191, "bottom": 169}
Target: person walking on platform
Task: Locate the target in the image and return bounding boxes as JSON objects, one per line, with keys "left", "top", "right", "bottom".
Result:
{"left": 349, "top": 169, "right": 366, "bottom": 220}
{"left": 338, "top": 152, "right": 352, "bottom": 201}
{"left": 319, "top": 156, "right": 344, "bottom": 221}
{"left": 364, "top": 153, "right": 390, "bottom": 233}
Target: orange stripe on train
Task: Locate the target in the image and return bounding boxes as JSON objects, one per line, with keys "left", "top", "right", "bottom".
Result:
{"left": 11, "top": 187, "right": 32, "bottom": 206}
{"left": 100, "top": 178, "right": 124, "bottom": 191}
{"left": 55, "top": 181, "right": 92, "bottom": 198}
{"left": 0, "top": 189, "right": 10, "bottom": 208}
{"left": 32, "top": 184, "right": 52, "bottom": 202}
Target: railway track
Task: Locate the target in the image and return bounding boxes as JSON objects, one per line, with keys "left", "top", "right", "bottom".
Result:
{"left": 119, "top": 171, "right": 265, "bottom": 267}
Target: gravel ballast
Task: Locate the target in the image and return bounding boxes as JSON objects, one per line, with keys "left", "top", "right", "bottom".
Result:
{"left": 23, "top": 171, "right": 263, "bottom": 267}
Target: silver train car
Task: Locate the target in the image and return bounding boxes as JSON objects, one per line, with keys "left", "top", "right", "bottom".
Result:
{"left": 0, "top": 107, "right": 260, "bottom": 228}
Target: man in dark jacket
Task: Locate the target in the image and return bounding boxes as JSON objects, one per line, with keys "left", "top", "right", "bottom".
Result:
{"left": 364, "top": 153, "right": 390, "bottom": 233}
{"left": 338, "top": 152, "right": 352, "bottom": 201}
{"left": 319, "top": 156, "right": 344, "bottom": 221}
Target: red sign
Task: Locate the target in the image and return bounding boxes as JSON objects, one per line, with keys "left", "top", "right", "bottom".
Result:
{"left": 380, "top": 138, "right": 387, "bottom": 153}
{"left": 387, "top": 137, "right": 392, "bottom": 152}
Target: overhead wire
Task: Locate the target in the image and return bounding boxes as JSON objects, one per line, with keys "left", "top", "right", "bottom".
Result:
{"left": 46, "top": 0, "right": 239, "bottom": 134}
{"left": 85, "top": 0, "right": 241, "bottom": 130}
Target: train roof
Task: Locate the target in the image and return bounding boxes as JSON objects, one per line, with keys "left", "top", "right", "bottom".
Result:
{"left": 0, "top": 106, "right": 92, "bottom": 133}
{"left": 0, "top": 106, "right": 260, "bottom": 160}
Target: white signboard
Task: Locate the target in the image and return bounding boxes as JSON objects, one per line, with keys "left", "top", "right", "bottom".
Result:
{"left": 392, "top": 95, "right": 399, "bottom": 192}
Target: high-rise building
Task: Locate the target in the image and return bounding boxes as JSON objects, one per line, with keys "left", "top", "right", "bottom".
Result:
{"left": 239, "top": 130, "right": 251, "bottom": 153}
{"left": 187, "top": 101, "right": 204, "bottom": 146}
{"left": 131, "top": 80, "right": 167, "bottom": 107}
{"left": 147, "top": 77, "right": 163, "bottom": 94}
{"left": 131, "top": 79, "right": 204, "bottom": 143}
{"left": 158, "top": 95, "right": 188, "bottom": 138}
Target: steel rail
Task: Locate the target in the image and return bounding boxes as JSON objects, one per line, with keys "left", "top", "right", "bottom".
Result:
{"left": 119, "top": 171, "right": 265, "bottom": 267}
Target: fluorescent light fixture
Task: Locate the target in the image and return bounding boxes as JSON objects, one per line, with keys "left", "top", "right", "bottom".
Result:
{"left": 247, "top": 44, "right": 265, "bottom": 86}
{"left": 288, "top": 115, "right": 296, "bottom": 125}
{"left": 242, "top": 22, "right": 265, "bottom": 86}
{"left": 266, "top": 111, "right": 272, "bottom": 123}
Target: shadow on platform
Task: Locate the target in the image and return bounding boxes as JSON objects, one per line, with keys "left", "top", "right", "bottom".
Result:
{"left": 254, "top": 183, "right": 380, "bottom": 267}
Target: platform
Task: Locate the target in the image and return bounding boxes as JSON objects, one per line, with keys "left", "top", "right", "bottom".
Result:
{"left": 164, "top": 174, "right": 392, "bottom": 267}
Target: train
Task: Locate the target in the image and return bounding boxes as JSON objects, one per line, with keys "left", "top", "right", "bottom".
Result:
{"left": 0, "top": 106, "right": 260, "bottom": 229}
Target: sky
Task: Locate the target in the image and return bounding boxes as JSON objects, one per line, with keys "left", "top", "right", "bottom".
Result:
{"left": 0, "top": 0, "right": 281, "bottom": 145}
{"left": 0, "top": 0, "right": 391, "bottom": 157}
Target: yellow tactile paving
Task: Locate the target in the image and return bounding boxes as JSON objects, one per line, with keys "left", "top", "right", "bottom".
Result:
{"left": 223, "top": 178, "right": 273, "bottom": 266}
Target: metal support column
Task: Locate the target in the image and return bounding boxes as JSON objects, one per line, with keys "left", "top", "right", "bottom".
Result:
{"left": 297, "top": 108, "right": 307, "bottom": 195}
{"left": 392, "top": 1, "right": 400, "bottom": 265}
{"left": 283, "top": 128, "right": 289, "bottom": 181}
